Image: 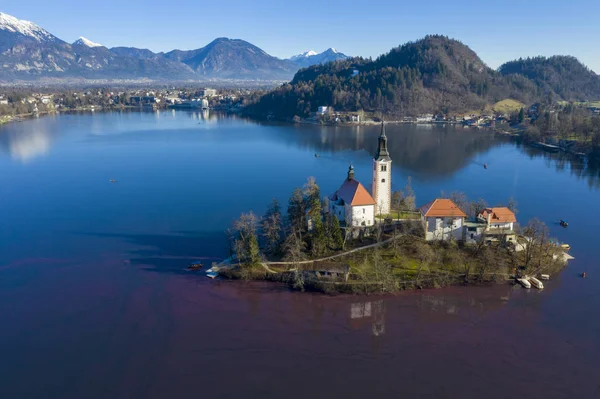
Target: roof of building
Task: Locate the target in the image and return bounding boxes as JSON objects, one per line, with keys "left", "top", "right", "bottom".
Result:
{"left": 330, "top": 178, "right": 376, "bottom": 206}
{"left": 479, "top": 207, "right": 517, "bottom": 223}
{"left": 419, "top": 199, "right": 467, "bottom": 218}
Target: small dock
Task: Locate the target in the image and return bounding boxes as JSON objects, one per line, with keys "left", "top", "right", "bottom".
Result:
{"left": 532, "top": 142, "right": 560, "bottom": 152}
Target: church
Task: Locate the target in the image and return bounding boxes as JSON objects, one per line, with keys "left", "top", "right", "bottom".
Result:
{"left": 328, "top": 122, "right": 392, "bottom": 228}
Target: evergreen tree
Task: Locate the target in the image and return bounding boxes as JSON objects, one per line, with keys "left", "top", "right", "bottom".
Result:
{"left": 304, "top": 177, "right": 326, "bottom": 256}
{"left": 518, "top": 107, "right": 525, "bottom": 123}
{"left": 261, "top": 199, "right": 282, "bottom": 255}
{"left": 287, "top": 188, "right": 306, "bottom": 238}
{"left": 327, "top": 214, "right": 344, "bottom": 250}
{"left": 232, "top": 212, "right": 261, "bottom": 266}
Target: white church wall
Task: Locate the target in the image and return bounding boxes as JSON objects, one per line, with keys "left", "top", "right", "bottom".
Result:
{"left": 372, "top": 159, "right": 392, "bottom": 215}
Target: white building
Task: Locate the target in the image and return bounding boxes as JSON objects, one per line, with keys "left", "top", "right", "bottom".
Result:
{"left": 420, "top": 199, "right": 466, "bottom": 241}
{"left": 372, "top": 122, "right": 392, "bottom": 215}
{"left": 202, "top": 88, "right": 217, "bottom": 97}
{"left": 317, "top": 106, "right": 329, "bottom": 115}
{"left": 476, "top": 207, "right": 518, "bottom": 244}
{"left": 329, "top": 164, "right": 376, "bottom": 228}
{"left": 478, "top": 207, "right": 516, "bottom": 231}
{"left": 416, "top": 114, "right": 434, "bottom": 123}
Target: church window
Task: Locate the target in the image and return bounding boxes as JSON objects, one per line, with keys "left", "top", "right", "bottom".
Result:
{"left": 381, "top": 178, "right": 385, "bottom": 183}
{"left": 363, "top": 208, "right": 365, "bottom": 214}
{"left": 381, "top": 165, "right": 387, "bottom": 172}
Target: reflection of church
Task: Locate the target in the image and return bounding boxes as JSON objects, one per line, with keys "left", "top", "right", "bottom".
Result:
{"left": 329, "top": 122, "right": 393, "bottom": 227}
{"left": 349, "top": 300, "right": 386, "bottom": 337}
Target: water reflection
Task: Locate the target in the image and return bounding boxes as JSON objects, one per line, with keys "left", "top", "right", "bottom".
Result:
{"left": 0, "top": 124, "right": 51, "bottom": 162}
{"left": 278, "top": 124, "right": 501, "bottom": 180}
{"left": 518, "top": 142, "right": 600, "bottom": 189}
{"left": 350, "top": 300, "right": 386, "bottom": 336}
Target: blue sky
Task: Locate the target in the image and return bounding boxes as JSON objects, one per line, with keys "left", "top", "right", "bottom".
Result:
{"left": 3, "top": 0, "right": 600, "bottom": 72}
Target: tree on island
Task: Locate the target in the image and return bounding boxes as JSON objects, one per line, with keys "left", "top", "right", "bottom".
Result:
{"left": 231, "top": 212, "right": 261, "bottom": 267}
{"left": 287, "top": 187, "right": 307, "bottom": 240}
{"left": 261, "top": 199, "right": 282, "bottom": 255}
{"left": 391, "top": 190, "right": 404, "bottom": 219}
{"left": 325, "top": 213, "right": 344, "bottom": 250}
{"left": 404, "top": 176, "right": 416, "bottom": 211}
{"left": 304, "top": 177, "right": 327, "bottom": 256}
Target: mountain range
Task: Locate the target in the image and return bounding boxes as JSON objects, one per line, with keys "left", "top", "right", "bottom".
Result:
{"left": 246, "top": 35, "right": 600, "bottom": 118}
{"left": 0, "top": 12, "right": 348, "bottom": 81}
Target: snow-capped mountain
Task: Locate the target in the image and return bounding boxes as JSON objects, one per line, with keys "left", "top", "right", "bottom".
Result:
{"left": 290, "top": 50, "right": 318, "bottom": 60}
{"left": 0, "top": 12, "right": 55, "bottom": 42}
{"left": 287, "top": 48, "right": 349, "bottom": 68}
{"left": 0, "top": 11, "right": 302, "bottom": 81}
{"left": 73, "top": 37, "right": 104, "bottom": 48}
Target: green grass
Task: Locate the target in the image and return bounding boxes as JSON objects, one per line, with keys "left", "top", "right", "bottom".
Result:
{"left": 0, "top": 116, "right": 13, "bottom": 125}
{"left": 492, "top": 99, "right": 525, "bottom": 114}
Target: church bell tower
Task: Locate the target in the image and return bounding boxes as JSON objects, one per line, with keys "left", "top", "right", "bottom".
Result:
{"left": 372, "top": 121, "right": 392, "bottom": 215}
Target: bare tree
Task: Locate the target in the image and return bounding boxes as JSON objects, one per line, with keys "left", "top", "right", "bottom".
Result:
{"left": 403, "top": 177, "right": 416, "bottom": 211}
{"left": 391, "top": 190, "right": 404, "bottom": 219}
{"left": 468, "top": 198, "right": 488, "bottom": 219}
{"left": 413, "top": 241, "right": 434, "bottom": 284}
{"left": 519, "top": 218, "right": 552, "bottom": 273}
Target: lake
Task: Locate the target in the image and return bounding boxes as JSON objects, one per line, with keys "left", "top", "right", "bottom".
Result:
{"left": 0, "top": 110, "right": 599, "bottom": 398}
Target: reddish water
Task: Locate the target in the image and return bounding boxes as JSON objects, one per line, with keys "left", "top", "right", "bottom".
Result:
{"left": 1, "top": 257, "right": 598, "bottom": 399}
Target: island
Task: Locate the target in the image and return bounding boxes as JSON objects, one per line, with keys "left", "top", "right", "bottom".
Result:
{"left": 216, "top": 122, "right": 571, "bottom": 294}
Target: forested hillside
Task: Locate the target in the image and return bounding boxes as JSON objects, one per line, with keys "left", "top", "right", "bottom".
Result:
{"left": 499, "top": 56, "right": 600, "bottom": 102}
{"left": 246, "top": 36, "right": 600, "bottom": 119}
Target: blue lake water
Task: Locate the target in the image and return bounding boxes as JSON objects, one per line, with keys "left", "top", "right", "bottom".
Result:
{"left": 0, "top": 110, "right": 599, "bottom": 398}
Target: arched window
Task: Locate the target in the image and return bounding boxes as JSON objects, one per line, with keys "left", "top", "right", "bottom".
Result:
{"left": 381, "top": 178, "right": 385, "bottom": 183}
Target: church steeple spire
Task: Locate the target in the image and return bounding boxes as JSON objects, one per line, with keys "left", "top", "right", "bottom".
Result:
{"left": 375, "top": 121, "right": 390, "bottom": 161}
{"left": 347, "top": 163, "right": 355, "bottom": 180}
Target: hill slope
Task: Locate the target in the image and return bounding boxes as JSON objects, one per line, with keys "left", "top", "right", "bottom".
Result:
{"left": 247, "top": 35, "right": 540, "bottom": 118}
{"left": 499, "top": 56, "right": 600, "bottom": 101}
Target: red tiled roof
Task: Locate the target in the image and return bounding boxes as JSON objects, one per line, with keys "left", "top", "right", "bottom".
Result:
{"left": 419, "top": 199, "right": 467, "bottom": 218}
{"left": 331, "top": 178, "right": 376, "bottom": 206}
{"left": 479, "top": 207, "right": 516, "bottom": 223}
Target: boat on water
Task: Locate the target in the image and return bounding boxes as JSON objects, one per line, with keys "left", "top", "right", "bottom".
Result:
{"left": 561, "top": 243, "right": 571, "bottom": 250}
{"left": 560, "top": 220, "right": 568, "bottom": 228}
{"left": 528, "top": 276, "right": 544, "bottom": 289}
{"left": 540, "top": 274, "right": 550, "bottom": 280}
{"left": 517, "top": 278, "right": 531, "bottom": 289}
{"left": 187, "top": 262, "right": 203, "bottom": 271}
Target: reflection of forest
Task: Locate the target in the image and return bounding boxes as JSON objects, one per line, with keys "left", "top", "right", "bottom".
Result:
{"left": 518, "top": 143, "right": 600, "bottom": 189}
{"left": 279, "top": 124, "right": 501, "bottom": 179}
